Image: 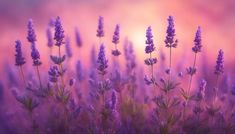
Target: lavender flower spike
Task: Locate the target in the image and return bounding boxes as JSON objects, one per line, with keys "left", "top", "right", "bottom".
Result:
{"left": 75, "top": 27, "right": 82, "bottom": 47}
{"left": 97, "top": 44, "right": 108, "bottom": 75}
{"left": 65, "top": 37, "right": 73, "bottom": 58}
{"left": 15, "top": 40, "right": 26, "bottom": 66}
{"left": 192, "top": 27, "right": 202, "bottom": 53}
{"left": 145, "top": 26, "right": 155, "bottom": 53}
{"left": 46, "top": 27, "right": 53, "bottom": 48}
{"left": 165, "top": 16, "right": 177, "bottom": 48}
{"left": 27, "top": 19, "right": 37, "bottom": 44}
{"left": 112, "top": 24, "right": 120, "bottom": 44}
{"left": 54, "top": 16, "right": 65, "bottom": 47}
{"left": 48, "top": 66, "right": 59, "bottom": 83}
{"left": 31, "top": 44, "right": 42, "bottom": 66}
{"left": 215, "top": 49, "right": 224, "bottom": 75}
{"left": 96, "top": 16, "right": 104, "bottom": 37}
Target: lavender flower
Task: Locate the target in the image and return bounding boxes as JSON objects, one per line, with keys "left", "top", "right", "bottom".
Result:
{"left": 165, "top": 16, "right": 177, "bottom": 48}
{"left": 112, "top": 24, "right": 120, "bottom": 44}
{"left": 111, "top": 90, "right": 117, "bottom": 110}
{"left": 215, "top": 49, "right": 224, "bottom": 75}
{"left": 96, "top": 16, "right": 104, "bottom": 38}
{"left": 46, "top": 27, "right": 53, "bottom": 48}
{"left": 31, "top": 44, "right": 42, "bottom": 66}
{"left": 27, "top": 19, "right": 37, "bottom": 44}
{"left": 15, "top": 40, "right": 26, "bottom": 66}
{"left": 76, "top": 60, "right": 85, "bottom": 82}
{"left": 75, "top": 27, "right": 82, "bottom": 47}
{"left": 97, "top": 44, "right": 108, "bottom": 75}
{"left": 65, "top": 37, "right": 73, "bottom": 58}
{"left": 48, "top": 66, "right": 59, "bottom": 83}
{"left": 54, "top": 16, "right": 65, "bottom": 47}
{"left": 192, "top": 27, "right": 202, "bottom": 53}
{"left": 145, "top": 26, "right": 155, "bottom": 53}
{"left": 186, "top": 67, "right": 196, "bottom": 76}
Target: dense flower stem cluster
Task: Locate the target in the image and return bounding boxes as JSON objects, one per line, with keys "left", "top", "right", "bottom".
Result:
{"left": 9, "top": 16, "right": 233, "bottom": 134}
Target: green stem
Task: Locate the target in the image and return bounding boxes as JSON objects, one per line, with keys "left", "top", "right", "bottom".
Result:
{"left": 58, "top": 46, "right": 65, "bottom": 88}
{"left": 36, "top": 66, "right": 42, "bottom": 89}
{"left": 188, "top": 53, "right": 197, "bottom": 95}
{"left": 19, "top": 66, "right": 26, "bottom": 86}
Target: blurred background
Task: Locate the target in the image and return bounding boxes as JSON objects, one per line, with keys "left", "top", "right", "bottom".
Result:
{"left": 0, "top": 0, "right": 235, "bottom": 84}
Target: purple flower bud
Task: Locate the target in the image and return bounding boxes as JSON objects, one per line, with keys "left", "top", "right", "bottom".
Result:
{"left": 144, "top": 58, "right": 157, "bottom": 66}
{"left": 54, "top": 17, "right": 65, "bottom": 47}
{"left": 65, "top": 37, "right": 73, "bottom": 58}
{"left": 186, "top": 67, "right": 196, "bottom": 76}
{"left": 112, "top": 24, "right": 120, "bottom": 44}
{"left": 165, "top": 16, "right": 177, "bottom": 48}
{"left": 97, "top": 44, "right": 108, "bottom": 75}
{"left": 145, "top": 26, "right": 155, "bottom": 53}
{"left": 112, "top": 49, "right": 121, "bottom": 56}
{"left": 215, "top": 49, "right": 224, "bottom": 75}
{"left": 15, "top": 40, "right": 26, "bottom": 66}
{"left": 75, "top": 27, "right": 82, "bottom": 47}
{"left": 48, "top": 66, "right": 59, "bottom": 83}
{"left": 27, "top": 19, "right": 37, "bottom": 44}
{"left": 192, "top": 27, "right": 202, "bottom": 53}
{"left": 76, "top": 60, "right": 85, "bottom": 82}
{"left": 31, "top": 43, "right": 41, "bottom": 66}
{"left": 96, "top": 16, "right": 104, "bottom": 37}
{"left": 46, "top": 27, "right": 53, "bottom": 48}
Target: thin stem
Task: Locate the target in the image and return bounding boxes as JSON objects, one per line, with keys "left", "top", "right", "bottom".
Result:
{"left": 58, "top": 46, "right": 65, "bottom": 87}
{"left": 150, "top": 53, "right": 154, "bottom": 79}
{"left": 188, "top": 53, "right": 197, "bottom": 95}
{"left": 169, "top": 46, "right": 172, "bottom": 70}
{"left": 214, "top": 75, "right": 219, "bottom": 104}
{"left": 36, "top": 66, "right": 42, "bottom": 89}
{"left": 19, "top": 66, "right": 26, "bottom": 86}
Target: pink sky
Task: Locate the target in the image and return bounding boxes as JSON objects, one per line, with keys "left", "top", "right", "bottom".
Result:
{"left": 0, "top": 0, "right": 235, "bottom": 74}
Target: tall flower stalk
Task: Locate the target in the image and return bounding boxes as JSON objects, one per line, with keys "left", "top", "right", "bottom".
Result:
{"left": 214, "top": 49, "right": 224, "bottom": 102}
{"left": 165, "top": 16, "right": 178, "bottom": 77}
{"left": 15, "top": 40, "right": 26, "bottom": 86}
{"left": 27, "top": 19, "right": 42, "bottom": 89}
{"left": 53, "top": 16, "right": 65, "bottom": 87}
{"left": 112, "top": 24, "right": 121, "bottom": 56}
{"left": 187, "top": 27, "right": 202, "bottom": 95}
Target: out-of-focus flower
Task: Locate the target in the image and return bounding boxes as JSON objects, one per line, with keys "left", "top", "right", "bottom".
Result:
{"left": 186, "top": 67, "right": 196, "bottom": 76}
{"left": 111, "top": 90, "right": 117, "bottom": 110}
{"left": 215, "top": 49, "right": 224, "bottom": 75}
{"left": 144, "top": 58, "right": 157, "bottom": 66}
{"left": 112, "top": 24, "right": 120, "bottom": 44}
{"left": 27, "top": 19, "right": 37, "bottom": 44}
{"left": 112, "top": 49, "right": 121, "bottom": 56}
{"left": 165, "top": 16, "right": 177, "bottom": 48}
{"left": 75, "top": 27, "right": 82, "bottom": 47}
{"left": 31, "top": 44, "right": 41, "bottom": 66}
{"left": 46, "top": 27, "right": 53, "bottom": 48}
{"left": 192, "top": 27, "right": 202, "bottom": 53}
{"left": 145, "top": 26, "right": 155, "bottom": 53}
{"left": 65, "top": 37, "right": 73, "bottom": 58}
{"left": 54, "top": 16, "right": 65, "bottom": 47}
{"left": 48, "top": 66, "right": 59, "bottom": 83}
{"left": 15, "top": 40, "right": 26, "bottom": 66}
{"left": 97, "top": 44, "right": 108, "bottom": 75}
{"left": 76, "top": 60, "right": 85, "bottom": 82}
{"left": 96, "top": 16, "right": 104, "bottom": 38}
